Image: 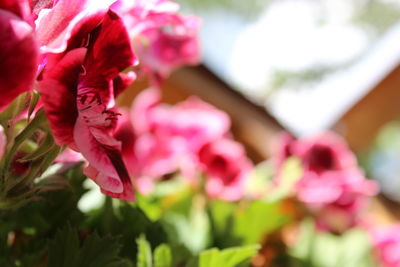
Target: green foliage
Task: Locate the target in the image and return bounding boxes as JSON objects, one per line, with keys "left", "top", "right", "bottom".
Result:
{"left": 48, "top": 224, "right": 129, "bottom": 267}
{"left": 154, "top": 244, "right": 172, "bottom": 267}
{"left": 290, "top": 220, "right": 375, "bottom": 267}
{"left": 209, "top": 199, "right": 291, "bottom": 248}
{"left": 196, "top": 245, "right": 259, "bottom": 267}
{"left": 136, "top": 235, "right": 153, "bottom": 267}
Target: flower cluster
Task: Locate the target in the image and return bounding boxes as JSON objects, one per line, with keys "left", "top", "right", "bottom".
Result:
{"left": 0, "top": 0, "right": 200, "bottom": 201}
{"left": 274, "top": 132, "right": 378, "bottom": 232}
{"left": 115, "top": 88, "right": 253, "bottom": 201}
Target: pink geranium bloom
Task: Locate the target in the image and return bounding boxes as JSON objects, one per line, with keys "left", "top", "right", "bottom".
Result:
{"left": 136, "top": 14, "right": 200, "bottom": 78}
{"left": 129, "top": 89, "right": 199, "bottom": 188}
{"left": 131, "top": 90, "right": 230, "bottom": 177}
{"left": 371, "top": 224, "right": 400, "bottom": 267}
{"left": 112, "top": 0, "right": 200, "bottom": 79}
{"left": 273, "top": 131, "right": 378, "bottom": 231}
{"left": 39, "top": 10, "right": 136, "bottom": 201}
{"left": 293, "top": 132, "right": 358, "bottom": 174}
{"left": 130, "top": 87, "right": 162, "bottom": 135}
{"left": 0, "top": 0, "right": 38, "bottom": 111}
{"left": 118, "top": 88, "right": 232, "bottom": 194}
{"left": 152, "top": 96, "right": 231, "bottom": 153}
{"left": 199, "top": 138, "right": 252, "bottom": 201}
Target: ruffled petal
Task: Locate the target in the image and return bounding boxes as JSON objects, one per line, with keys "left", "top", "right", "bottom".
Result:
{"left": 80, "top": 9, "right": 137, "bottom": 89}
{"left": 35, "top": 0, "right": 117, "bottom": 52}
{"left": 39, "top": 47, "right": 87, "bottom": 145}
{"left": 74, "top": 115, "right": 135, "bottom": 201}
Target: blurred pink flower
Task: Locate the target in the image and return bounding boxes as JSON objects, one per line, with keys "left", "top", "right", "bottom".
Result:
{"left": 136, "top": 14, "right": 200, "bottom": 78}
{"left": 0, "top": 0, "right": 38, "bottom": 111}
{"left": 293, "top": 132, "right": 358, "bottom": 174}
{"left": 118, "top": 88, "right": 235, "bottom": 195}
{"left": 130, "top": 87, "right": 162, "bottom": 135}
{"left": 112, "top": 0, "right": 200, "bottom": 79}
{"left": 199, "top": 138, "right": 252, "bottom": 201}
{"left": 273, "top": 131, "right": 378, "bottom": 231}
{"left": 371, "top": 224, "right": 400, "bottom": 267}
{"left": 39, "top": 10, "right": 136, "bottom": 201}
{"left": 151, "top": 96, "right": 231, "bottom": 153}
{"left": 55, "top": 148, "right": 83, "bottom": 163}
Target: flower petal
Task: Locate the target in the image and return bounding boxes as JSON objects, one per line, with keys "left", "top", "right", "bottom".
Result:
{"left": 35, "top": 0, "right": 117, "bottom": 52}
{"left": 39, "top": 47, "right": 87, "bottom": 146}
{"left": 0, "top": 9, "right": 38, "bottom": 111}
{"left": 80, "top": 9, "right": 137, "bottom": 90}
{"left": 74, "top": 116, "right": 135, "bottom": 201}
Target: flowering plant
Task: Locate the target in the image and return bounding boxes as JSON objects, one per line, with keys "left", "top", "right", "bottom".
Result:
{"left": 0, "top": 1, "right": 396, "bottom": 266}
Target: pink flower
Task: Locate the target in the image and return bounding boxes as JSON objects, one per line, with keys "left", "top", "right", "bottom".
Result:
{"left": 113, "top": 0, "right": 200, "bottom": 79}
{"left": 291, "top": 132, "right": 378, "bottom": 204}
{"left": 55, "top": 148, "right": 83, "bottom": 163}
{"left": 34, "top": 0, "right": 118, "bottom": 53}
{"left": 131, "top": 90, "right": 230, "bottom": 178}
{"left": 129, "top": 89, "right": 199, "bottom": 190}
{"left": 293, "top": 132, "right": 358, "bottom": 174}
{"left": 273, "top": 131, "right": 379, "bottom": 231}
{"left": 39, "top": 10, "right": 136, "bottom": 201}
{"left": 118, "top": 88, "right": 233, "bottom": 194}
{"left": 151, "top": 96, "right": 231, "bottom": 153}
{"left": 130, "top": 87, "right": 162, "bottom": 135}
{"left": 136, "top": 14, "right": 200, "bottom": 78}
{"left": 371, "top": 224, "right": 400, "bottom": 267}
{"left": 0, "top": 0, "right": 38, "bottom": 111}
{"left": 199, "top": 138, "right": 252, "bottom": 201}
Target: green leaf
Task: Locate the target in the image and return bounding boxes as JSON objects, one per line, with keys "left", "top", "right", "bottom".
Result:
{"left": 47, "top": 224, "right": 80, "bottom": 267}
{"left": 163, "top": 194, "right": 210, "bottom": 253}
{"left": 137, "top": 235, "right": 153, "bottom": 267}
{"left": 78, "top": 232, "right": 127, "bottom": 267}
{"left": 154, "top": 244, "right": 172, "bottom": 267}
{"left": 290, "top": 220, "right": 375, "bottom": 267}
{"left": 198, "top": 245, "right": 259, "bottom": 267}
{"left": 209, "top": 200, "right": 290, "bottom": 247}
{"left": 48, "top": 224, "right": 128, "bottom": 267}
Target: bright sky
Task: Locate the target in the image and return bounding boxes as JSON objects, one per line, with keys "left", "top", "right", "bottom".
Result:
{"left": 199, "top": 0, "right": 400, "bottom": 136}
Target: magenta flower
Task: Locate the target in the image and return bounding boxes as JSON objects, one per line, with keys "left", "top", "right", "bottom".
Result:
{"left": 135, "top": 13, "right": 200, "bottom": 78}
{"left": 151, "top": 96, "right": 231, "bottom": 153}
{"left": 39, "top": 10, "right": 137, "bottom": 201}
{"left": 34, "top": 0, "right": 118, "bottom": 53}
{"left": 130, "top": 87, "right": 162, "bottom": 136}
{"left": 291, "top": 132, "right": 377, "bottom": 203}
{"left": 199, "top": 138, "right": 252, "bottom": 201}
{"left": 371, "top": 224, "right": 400, "bottom": 267}
{"left": 273, "top": 131, "right": 378, "bottom": 231}
{"left": 293, "top": 132, "right": 358, "bottom": 174}
{"left": 0, "top": 0, "right": 38, "bottom": 111}
{"left": 112, "top": 0, "right": 200, "bottom": 79}
{"left": 116, "top": 88, "right": 234, "bottom": 194}
{"left": 128, "top": 89, "right": 202, "bottom": 189}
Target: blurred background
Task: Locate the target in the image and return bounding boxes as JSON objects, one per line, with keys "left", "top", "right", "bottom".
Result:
{"left": 120, "top": 0, "right": 400, "bottom": 219}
